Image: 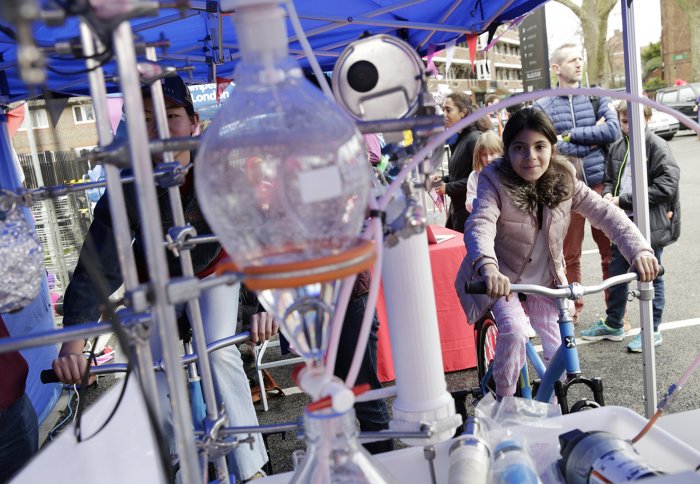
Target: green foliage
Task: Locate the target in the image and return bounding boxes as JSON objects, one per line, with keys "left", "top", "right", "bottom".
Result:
{"left": 644, "top": 77, "right": 665, "bottom": 92}
{"left": 643, "top": 57, "right": 663, "bottom": 76}
{"left": 641, "top": 41, "right": 662, "bottom": 64}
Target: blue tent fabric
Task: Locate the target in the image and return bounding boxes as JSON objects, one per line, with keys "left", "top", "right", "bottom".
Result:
{"left": 0, "top": 112, "right": 61, "bottom": 424}
{"left": 0, "top": 0, "right": 548, "bottom": 101}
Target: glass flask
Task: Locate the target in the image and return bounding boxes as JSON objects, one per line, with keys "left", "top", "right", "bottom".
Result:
{"left": 194, "top": 9, "right": 369, "bottom": 270}
{"left": 291, "top": 408, "right": 398, "bottom": 484}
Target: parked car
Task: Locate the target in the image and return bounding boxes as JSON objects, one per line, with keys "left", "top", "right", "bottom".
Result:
{"left": 648, "top": 109, "right": 679, "bottom": 141}
{"left": 655, "top": 83, "right": 700, "bottom": 130}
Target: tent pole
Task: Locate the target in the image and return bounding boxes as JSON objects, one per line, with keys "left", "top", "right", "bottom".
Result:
{"left": 621, "top": 0, "right": 657, "bottom": 417}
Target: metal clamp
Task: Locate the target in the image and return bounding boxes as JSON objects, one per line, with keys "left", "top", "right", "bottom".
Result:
{"left": 124, "top": 284, "right": 152, "bottom": 313}
{"left": 155, "top": 161, "right": 188, "bottom": 188}
{"left": 165, "top": 225, "right": 198, "bottom": 257}
{"left": 627, "top": 286, "right": 655, "bottom": 302}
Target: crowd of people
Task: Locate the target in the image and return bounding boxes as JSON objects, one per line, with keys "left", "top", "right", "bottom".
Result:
{"left": 0, "top": 39, "right": 684, "bottom": 481}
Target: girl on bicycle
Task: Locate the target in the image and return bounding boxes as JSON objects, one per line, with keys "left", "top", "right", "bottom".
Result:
{"left": 455, "top": 108, "right": 659, "bottom": 398}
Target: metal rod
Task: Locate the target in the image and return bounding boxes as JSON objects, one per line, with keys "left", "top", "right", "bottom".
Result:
{"left": 0, "top": 321, "right": 113, "bottom": 354}
{"left": 210, "top": 422, "right": 301, "bottom": 436}
{"left": 80, "top": 21, "right": 167, "bottom": 413}
{"left": 294, "top": 13, "right": 477, "bottom": 34}
{"left": 113, "top": 22, "right": 200, "bottom": 482}
{"left": 357, "top": 116, "right": 442, "bottom": 134}
{"left": 147, "top": 44, "right": 229, "bottom": 480}
{"left": 181, "top": 332, "right": 251, "bottom": 366}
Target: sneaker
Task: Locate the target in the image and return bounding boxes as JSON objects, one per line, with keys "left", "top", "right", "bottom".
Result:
{"left": 627, "top": 332, "right": 663, "bottom": 353}
{"left": 580, "top": 319, "right": 625, "bottom": 342}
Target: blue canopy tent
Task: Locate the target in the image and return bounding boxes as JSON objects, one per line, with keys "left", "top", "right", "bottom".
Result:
{"left": 0, "top": 0, "right": 547, "bottom": 101}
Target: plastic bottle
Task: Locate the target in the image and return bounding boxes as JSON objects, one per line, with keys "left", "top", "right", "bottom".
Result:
{"left": 446, "top": 416, "right": 490, "bottom": 484}
{"left": 490, "top": 439, "right": 540, "bottom": 484}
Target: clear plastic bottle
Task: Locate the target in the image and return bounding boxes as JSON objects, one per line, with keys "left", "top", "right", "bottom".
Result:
{"left": 490, "top": 439, "right": 540, "bottom": 484}
{"left": 290, "top": 408, "right": 398, "bottom": 484}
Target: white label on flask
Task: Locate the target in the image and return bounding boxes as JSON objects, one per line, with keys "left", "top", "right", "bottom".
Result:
{"left": 299, "top": 166, "right": 342, "bottom": 204}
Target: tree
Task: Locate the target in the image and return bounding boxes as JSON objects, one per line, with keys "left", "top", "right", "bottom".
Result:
{"left": 553, "top": 0, "right": 618, "bottom": 87}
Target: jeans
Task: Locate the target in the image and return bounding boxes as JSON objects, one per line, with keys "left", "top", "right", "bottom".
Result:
{"left": 563, "top": 183, "right": 612, "bottom": 318}
{"left": 605, "top": 245, "right": 664, "bottom": 331}
{"left": 0, "top": 393, "right": 38, "bottom": 483}
{"left": 160, "top": 280, "right": 267, "bottom": 481}
{"left": 333, "top": 294, "right": 392, "bottom": 454}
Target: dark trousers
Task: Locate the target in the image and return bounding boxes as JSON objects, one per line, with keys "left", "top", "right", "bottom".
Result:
{"left": 0, "top": 393, "right": 38, "bottom": 483}
{"left": 334, "top": 294, "right": 393, "bottom": 454}
{"left": 446, "top": 203, "right": 468, "bottom": 234}
{"left": 605, "top": 245, "right": 665, "bottom": 332}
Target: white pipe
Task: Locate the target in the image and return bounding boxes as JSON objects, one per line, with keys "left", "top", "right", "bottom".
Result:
{"left": 382, "top": 224, "right": 457, "bottom": 445}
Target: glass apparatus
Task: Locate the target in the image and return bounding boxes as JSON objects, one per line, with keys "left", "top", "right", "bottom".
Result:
{"left": 196, "top": 1, "right": 394, "bottom": 481}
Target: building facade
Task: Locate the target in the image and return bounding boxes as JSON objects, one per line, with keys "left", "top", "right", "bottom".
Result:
{"left": 660, "top": 0, "right": 693, "bottom": 85}
{"left": 427, "top": 26, "right": 523, "bottom": 105}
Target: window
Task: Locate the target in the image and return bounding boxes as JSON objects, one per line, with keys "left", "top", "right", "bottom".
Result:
{"left": 74, "top": 145, "right": 97, "bottom": 157}
{"left": 72, "top": 104, "right": 95, "bottom": 124}
{"left": 18, "top": 108, "right": 49, "bottom": 130}
{"left": 660, "top": 91, "right": 677, "bottom": 103}
{"left": 678, "top": 87, "right": 696, "bottom": 102}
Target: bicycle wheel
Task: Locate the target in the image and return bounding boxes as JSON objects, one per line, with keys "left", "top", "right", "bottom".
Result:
{"left": 475, "top": 314, "right": 498, "bottom": 397}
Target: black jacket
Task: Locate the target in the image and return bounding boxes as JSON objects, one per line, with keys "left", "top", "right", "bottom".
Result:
{"left": 63, "top": 164, "right": 221, "bottom": 327}
{"left": 442, "top": 127, "right": 482, "bottom": 221}
{"left": 602, "top": 128, "right": 681, "bottom": 249}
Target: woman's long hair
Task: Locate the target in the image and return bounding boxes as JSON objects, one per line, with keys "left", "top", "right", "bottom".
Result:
{"left": 446, "top": 92, "right": 493, "bottom": 133}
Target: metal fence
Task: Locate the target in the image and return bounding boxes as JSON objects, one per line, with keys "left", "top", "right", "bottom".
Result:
{"left": 17, "top": 150, "right": 93, "bottom": 295}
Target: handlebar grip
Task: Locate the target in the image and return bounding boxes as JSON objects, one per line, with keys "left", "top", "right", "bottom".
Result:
{"left": 41, "top": 369, "right": 60, "bottom": 384}
{"left": 657, "top": 265, "right": 665, "bottom": 277}
{"left": 464, "top": 280, "right": 488, "bottom": 294}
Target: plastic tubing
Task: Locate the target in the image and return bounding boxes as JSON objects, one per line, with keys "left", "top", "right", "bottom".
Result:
{"left": 283, "top": 0, "right": 334, "bottom": 101}
{"left": 632, "top": 349, "right": 700, "bottom": 443}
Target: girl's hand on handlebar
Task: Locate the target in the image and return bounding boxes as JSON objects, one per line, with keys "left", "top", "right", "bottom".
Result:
{"left": 634, "top": 254, "right": 660, "bottom": 283}
{"left": 480, "top": 264, "right": 512, "bottom": 300}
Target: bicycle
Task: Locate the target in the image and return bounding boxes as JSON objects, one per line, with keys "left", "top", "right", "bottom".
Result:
{"left": 462, "top": 269, "right": 662, "bottom": 414}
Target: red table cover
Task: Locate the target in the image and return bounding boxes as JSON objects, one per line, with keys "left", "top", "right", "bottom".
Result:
{"left": 375, "top": 225, "right": 476, "bottom": 382}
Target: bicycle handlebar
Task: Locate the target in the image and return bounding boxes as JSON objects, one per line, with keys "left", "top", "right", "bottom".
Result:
{"left": 464, "top": 266, "right": 664, "bottom": 298}
{"left": 40, "top": 330, "right": 252, "bottom": 384}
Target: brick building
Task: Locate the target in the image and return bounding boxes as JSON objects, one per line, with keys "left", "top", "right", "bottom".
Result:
{"left": 427, "top": 26, "right": 523, "bottom": 105}
{"left": 660, "top": 0, "right": 693, "bottom": 85}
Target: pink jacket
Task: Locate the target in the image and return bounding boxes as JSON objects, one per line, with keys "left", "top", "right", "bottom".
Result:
{"left": 455, "top": 158, "right": 653, "bottom": 324}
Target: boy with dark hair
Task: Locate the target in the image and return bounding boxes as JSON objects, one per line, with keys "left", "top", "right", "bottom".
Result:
{"left": 581, "top": 103, "right": 680, "bottom": 352}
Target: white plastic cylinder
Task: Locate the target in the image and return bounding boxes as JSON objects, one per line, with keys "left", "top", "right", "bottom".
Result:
{"left": 382, "top": 232, "right": 458, "bottom": 444}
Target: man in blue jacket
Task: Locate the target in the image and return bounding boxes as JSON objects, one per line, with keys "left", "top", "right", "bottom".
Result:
{"left": 534, "top": 42, "right": 621, "bottom": 324}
